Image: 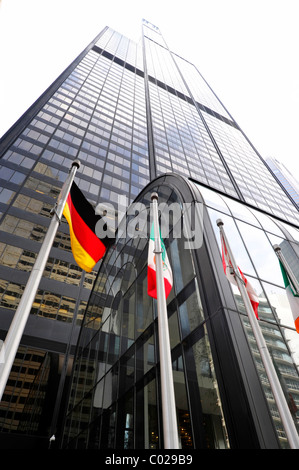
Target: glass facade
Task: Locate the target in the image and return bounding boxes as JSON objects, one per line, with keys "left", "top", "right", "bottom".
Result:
{"left": 266, "top": 157, "right": 299, "bottom": 206}
{"left": 0, "top": 27, "right": 149, "bottom": 440}
{"left": 0, "top": 19, "right": 298, "bottom": 448}
{"left": 195, "top": 181, "right": 299, "bottom": 446}
{"left": 62, "top": 180, "right": 230, "bottom": 449}
{"left": 62, "top": 176, "right": 299, "bottom": 449}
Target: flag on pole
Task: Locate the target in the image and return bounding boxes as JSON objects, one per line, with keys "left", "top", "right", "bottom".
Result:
{"left": 279, "top": 260, "right": 299, "bottom": 333}
{"left": 148, "top": 223, "right": 173, "bottom": 299}
{"left": 220, "top": 231, "right": 259, "bottom": 319}
{"left": 63, "top": 182, "right": 113, "bottom": 272}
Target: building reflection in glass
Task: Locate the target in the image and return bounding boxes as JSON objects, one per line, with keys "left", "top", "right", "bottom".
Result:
{"left": 63, "top": 175, "right": 299, "bottom": 449}
{"left": 62, "top": 178, "right": 231, "bottom": 449}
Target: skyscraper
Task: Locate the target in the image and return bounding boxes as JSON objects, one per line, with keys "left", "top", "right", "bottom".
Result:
{"left": 266, "top": 157, "right": 299, "bottom": 206}
{"left": 0, "top": 20, "right": 299, "bottom": 449}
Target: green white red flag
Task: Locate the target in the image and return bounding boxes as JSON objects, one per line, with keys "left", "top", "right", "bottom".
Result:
{"left": 147, "top": 224, "right": 173, "bottom": 299}
{"left": 279, "top": 260, "right": 299, "bottom": 333}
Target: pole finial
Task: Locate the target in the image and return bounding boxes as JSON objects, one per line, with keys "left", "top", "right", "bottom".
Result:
{"left": 216, "top": 218, "right": 223, "bottom": 227}
{"left": 72, "top": 159, "right": 81, "bottom": 169}
{"left": 273, "top": 244, "right": 281, "bottom": 252}
{"left": 151, "top": 192, "right": 158, "bottom": 201}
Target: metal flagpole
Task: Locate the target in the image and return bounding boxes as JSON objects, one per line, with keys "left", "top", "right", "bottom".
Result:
{"left": 49, "top": 271, "right": 86, "bottom": 447}
{"left": 0, "top": 159, "right": 80, "bottom": 402}
{"left": 217, "top": 219, "right": 299, "bottom": 449}
{"left": 273, "top": 244, "right": 299, "bottom": 293}
{"left": 151, "top": 192, "right": 179, "bottom": 449}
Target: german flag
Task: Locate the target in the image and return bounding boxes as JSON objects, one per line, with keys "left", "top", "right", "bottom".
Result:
{"left": 63, "top": 182, "right": 114, "bottom": 272}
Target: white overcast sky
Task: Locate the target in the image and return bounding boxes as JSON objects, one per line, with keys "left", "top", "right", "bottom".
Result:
{"left": 1, "top": 0, "right": 299, "bottom": 178}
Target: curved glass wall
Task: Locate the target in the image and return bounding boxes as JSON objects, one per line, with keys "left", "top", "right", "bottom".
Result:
{"left": 62, "top": 179, "right": 229, "bottom": 449}
{"left": 62, "top": 175, "right": 299, "bottom": 449}
{"left": 192, "top": 181, "right": 299, "bottom": 447}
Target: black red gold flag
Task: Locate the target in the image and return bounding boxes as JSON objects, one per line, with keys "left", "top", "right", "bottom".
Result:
{"left": 63, "top": 182, "right": 113, "bottom": 272}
